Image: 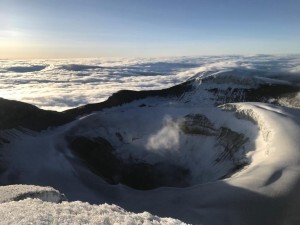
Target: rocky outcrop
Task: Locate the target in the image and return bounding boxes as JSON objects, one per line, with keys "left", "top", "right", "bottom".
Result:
{"left": 0, "top": 98, "right": 73, "bottom": 131}
{"left": 64, "top": 80, "right": 194, "bottom": 117}
{"left": 180, "top": 113, "right": 249, "bottom": 176}
{"left": 215, "top": 127, "right": 249, "bottom": 164}
{"left": 207, "top": 84, "right": 300, "bottom": 107}
{"left": 179, "top": 114, "right": 218, "bottom": 136}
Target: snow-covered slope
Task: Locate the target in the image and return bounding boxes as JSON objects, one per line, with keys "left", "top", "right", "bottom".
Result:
{"left": 0, "top": 68, "right": 300, "bottom": 224}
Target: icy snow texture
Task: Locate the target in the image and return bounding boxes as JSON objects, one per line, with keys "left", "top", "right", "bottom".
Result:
{"left": 0, "top": 185, "right": 64, "bottom": 203}
{"left": 0, "top": 191, "right": 184, "bottom": 225}
{"left": 0, "top": 185, "right": 185, "bottom": 224}
{"left": 0, "top": 55, "right": 300, "bottom": 111}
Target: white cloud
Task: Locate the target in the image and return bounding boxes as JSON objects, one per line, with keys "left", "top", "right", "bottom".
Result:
{"left": 146, "top": 115, "right": 180, "bottom": 151}
{"left": 0, "top": 55, "right": 299, "bottom": 111}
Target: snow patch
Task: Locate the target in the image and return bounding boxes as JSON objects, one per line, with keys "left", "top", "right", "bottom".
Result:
{"left": 0, "top": 185, "right": 65, "bottom": 203}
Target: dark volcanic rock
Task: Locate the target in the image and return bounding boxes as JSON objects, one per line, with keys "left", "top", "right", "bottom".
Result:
{"left": 179, "top": 113, "right": 249, "bottom": 178}
{"left": 208, "top": 84, "right": 300, "bottom": 106}
{"left": 67, "top": 136, "right": 190, "bottom": 190}
{"left": 215, "top": 127, "right": 249, "bottom": 163}
{"left": 0, "top": 98, "right": 73, "bottom": 131}
{"left": 67, "top": 136, "right": 122, "bottom": 184}
{"left": 179, "top": 114, "right": 218, "bottom": 136}
{"left": 64, "top": 80, "right": 194, "bottom": 118}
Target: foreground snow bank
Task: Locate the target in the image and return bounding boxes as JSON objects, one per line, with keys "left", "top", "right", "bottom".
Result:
{"left": 0, "top": 197, "right": 185, "bottom": 225}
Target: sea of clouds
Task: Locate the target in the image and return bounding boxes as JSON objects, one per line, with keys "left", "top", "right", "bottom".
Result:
{"left": 0, "top": 55, "right": 300, "bottom": 111}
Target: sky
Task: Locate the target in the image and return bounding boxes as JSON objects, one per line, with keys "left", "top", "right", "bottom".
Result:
{"left": 0, "top": 0, "right": 300, "bottom": 59}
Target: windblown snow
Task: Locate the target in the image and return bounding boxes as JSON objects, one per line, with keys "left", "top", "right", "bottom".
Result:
{"left": 0, "top": 55, "right": 300, "bottom": 224}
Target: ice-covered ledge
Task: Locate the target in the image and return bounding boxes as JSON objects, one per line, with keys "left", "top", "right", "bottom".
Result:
{"left": 0, "top": 185, "right": 66, "bottom": 203}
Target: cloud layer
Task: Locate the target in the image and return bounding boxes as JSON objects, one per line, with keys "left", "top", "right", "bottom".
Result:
{"left": 0, "top": 55, "right": 299, "bottom": 111}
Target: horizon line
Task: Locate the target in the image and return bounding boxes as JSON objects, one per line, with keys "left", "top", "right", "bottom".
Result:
{"left": 1, "top": 53, "right": 300, "bottom": 61}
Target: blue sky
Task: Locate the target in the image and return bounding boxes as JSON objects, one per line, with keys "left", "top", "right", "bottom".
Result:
{"left": 0, "top": 0, "right": 300, "bottom": 59}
